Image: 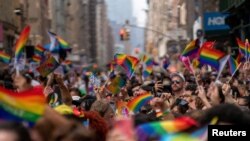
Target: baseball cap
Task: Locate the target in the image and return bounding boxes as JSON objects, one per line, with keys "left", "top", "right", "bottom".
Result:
{"left": 170, "top": 72, "right": 185, "bottom": 82}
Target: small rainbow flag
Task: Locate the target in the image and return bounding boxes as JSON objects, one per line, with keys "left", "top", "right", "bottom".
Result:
{"left": 0, "top": 86, "right": 46, "bottom": 124}
{"left": 34, "top": 44, "right": 45, "bottom": 55}
{"left": 181, "top": 40, "right": 199, "bottom": 58}
{"left": 14, "top": 25, "right": 30, "bottom": 60}
{"left": 0, "top": 51, "right": 11, "bottom": 64}
{"left": 127, "top": 93, "right": 153, "bottom": 112}
{"left": 114, "top": 53, "right": 127, "bottom": 65}
{"left": 236, "top": 53, "right": 244, "bottom": 63}
{"left": 199, "top": 47, "right": 225, "bottom": 70}
{"left": 57, "top": 36, "right": 71, "bottom": 51}
{"left": 106, "top": 76, "right": 126, "bottom": 94}
{"left": 32, "top": 55, "right": 42, "bottom": 63}
{"left": 136, "top": 117, "right": 198, "bottom": 141}
{"left": 228, "top": 56, "right": 240, "bottom": 75}
{"left": 143, "top": 55, "right": 153, "bottom": 77}
{"left": 236, "top": 38, "right": 247, "bottom": 58}
{"left": 114, "top": 54, "right": 139, "bottom": 78}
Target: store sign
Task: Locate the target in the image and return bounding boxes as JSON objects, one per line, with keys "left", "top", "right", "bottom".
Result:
{"left": 204, "top": 12, "right": 230, "bottom": 31}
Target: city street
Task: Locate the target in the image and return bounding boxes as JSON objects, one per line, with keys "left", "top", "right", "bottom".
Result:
{"left": 0, "top": 0, "right": 250, "bottom": 141}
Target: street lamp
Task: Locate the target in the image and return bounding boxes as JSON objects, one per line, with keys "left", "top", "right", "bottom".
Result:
{"left": 14, "top": 7, "right": 25, "bottom": 29}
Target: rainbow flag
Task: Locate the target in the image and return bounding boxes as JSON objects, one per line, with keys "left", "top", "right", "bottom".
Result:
{"left": 114, "top": 53, "right": 127, "bottom": 65}
{"left": 236, "top": 53, "right": 244, "bottom": 63}
{"left": 106, "top": 76, "right": 126, "bottom": 94}
{"left": 114, "top": 54, "right": 139, "bottom": 78}
{"left": 181, "top": 40, "right": 199, "bottom": 58}
{"left": 199, "top": 47, "right": 225, "bottom": 70}
{"left": 57, "top": 36, "right": 71, "bottom": 51}
{"left": 36, "top": 56, "right": 60, "bottom": 77}
{"left": 0, "top": 86, "right": 46, "bottom": 124}
{"left": 143, "top": 55, "right": 154, "bottom": 77}
{"left": 127, "top": 93, "right": 153, "bottom": 112}
{"left": 14, "top": 25, "right": 30, "bottom": 60}
{"left": 32, "top": 55, "right": 42, "bottom": 63}
{"left": 236, "top": 38, "right": 247, "bottom": 58}
{"left": 34, "top": 44, "right": 45, "bottom": 55}
{"left": 228, "top": 56, "right": 240, "bottom": 75}
{"left": 0, "top": 51, "right": 11, "bottom": 64}
{"left": 136, "top": 117, "right": 198, "bottom": 141}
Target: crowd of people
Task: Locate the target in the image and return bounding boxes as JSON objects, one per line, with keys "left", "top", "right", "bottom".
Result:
{"left": 0, "top": 51, "right": 250, "bottom": 141}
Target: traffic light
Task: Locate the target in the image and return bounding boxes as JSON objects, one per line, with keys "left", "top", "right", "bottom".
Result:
{"left": 119, "top": 28, "right": 130, "bottom": 41}
{"left": 120, "top": 28, "right": 125, "bottom": 41}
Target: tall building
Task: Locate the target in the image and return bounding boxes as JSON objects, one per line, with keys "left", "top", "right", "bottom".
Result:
{"left": 145, "top": 0, "right": 216, "bottom": 59}
{"left": 26, "top": 0, "right": 50, "bottom": 45}
{"left": 49, "top": 0, "right": 69, "bottom": 39}
{"left": 66, "top": 0, "right": 89, "bottom": 63}
{"left": 0, "top": 0, "right": 20, "bottom": 54}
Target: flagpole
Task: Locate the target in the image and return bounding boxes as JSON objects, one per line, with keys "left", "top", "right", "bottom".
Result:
{"left": 227, "top": 62, "right": 242, "bottom": 84}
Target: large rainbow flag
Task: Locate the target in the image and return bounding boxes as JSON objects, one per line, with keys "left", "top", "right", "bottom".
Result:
{"left": 0, "top": 86, "right": 46, "bottom": 124}
{"left": 136, "top": 117, "right": 198, "bottom": 141}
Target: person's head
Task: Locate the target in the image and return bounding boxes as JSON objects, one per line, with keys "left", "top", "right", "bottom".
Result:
{"left": 0, "top": 121, "right": 32, "bottom": 141}
{"left": 199, "top": 104, "right": 250, "bottom": 125}
{"left": 12, "top": 71, "right": 32, "bottom": 92}
{"left": 90, "top": 100, "right": 115, "bottom": 127}
{"left": 207, "top": 83, "right": 225, "bottom": 106}
{"left": 170, "top": 73, "right": 185, "bottom": 93}
{"left": 69, "top": 88, "right": 81, "bottom": 97}
{"left": 237, "top": 96, "right": 250, "bottom": 108}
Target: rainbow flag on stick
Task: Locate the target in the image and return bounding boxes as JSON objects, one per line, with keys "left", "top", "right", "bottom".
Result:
{"left": 199, "top": 47, "right": 225, "bottom": 71}
{"left": 106, "top": 76, "right": 126, "bottom": 94}
{"left": 136, "top": 117, "right": 198, "bottom": 141}
{"left": 127, "top": 93, "right": 153, "bottom": 112}
{"left": 34, "top": 44, "right": 45, "bottom": 55}
{"left": 236, "top": 38, "right": 247, "bottom": 59}
{"left": 142, "top": 55, "right": 153, "bottom": 77}
{"left": 14, "top": 25, "right": 30, "bottom": 60}
{"left": 32, "top": 55, "right": 42, "bottom": 63}
{"left": 36, "top": 56, "right": 60, "bottom": 77}
{"left": 0, "top": 86, "right": 46, "bottom": 124}
{"left": 114, "top": 54, "right": 139, "bottom": 78}
{"left": 228, "top": 56, "right": 241, "bottom": 75}
{"left": 181, "top": 40, "right": 199, "bottom": 58}
{"left": 0, "top": 51, "right": 11, "bottom": 64}
{"left": 57, "top": 36, "right": 71, "bottom": 51}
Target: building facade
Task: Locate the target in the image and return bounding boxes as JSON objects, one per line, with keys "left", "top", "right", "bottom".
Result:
{"left": 145, "top": 0, "right": 189, "bottom": 59}
{"left": 26, "top": 0, "right": 50, "bottom": 45}
{"left": 0, "top": 0, "right": 20, "bottom": 54}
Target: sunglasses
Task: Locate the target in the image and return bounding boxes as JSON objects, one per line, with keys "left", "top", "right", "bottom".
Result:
{"left": 171, "top": 80, "right": 181, "bottom": 84}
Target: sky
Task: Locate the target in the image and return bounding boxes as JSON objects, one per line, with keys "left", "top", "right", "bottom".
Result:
{"left": 132, "top": 0, "right": 148, "bottom": 26}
